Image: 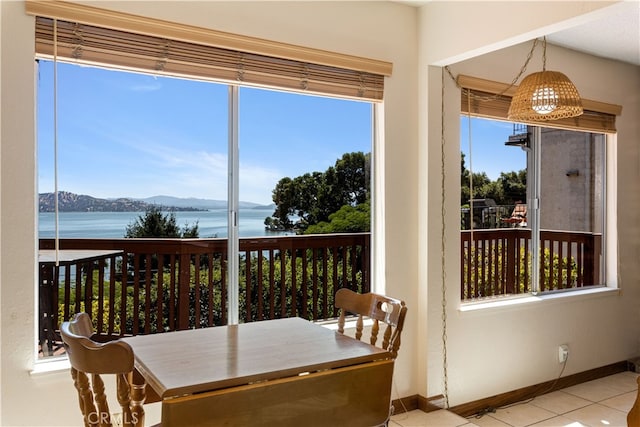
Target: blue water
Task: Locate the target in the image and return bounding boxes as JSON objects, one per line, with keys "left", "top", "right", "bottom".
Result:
{"left": 39, "top": 208, "right": 291, "bottom": 238}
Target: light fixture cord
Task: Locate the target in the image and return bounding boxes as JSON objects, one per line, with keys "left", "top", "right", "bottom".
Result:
{"left": 466, "top": 90, "right": 474, "bottom": 297}
{"left": 444, "top": 37, "right": 540, "bottom": 102}
{"left": 53, "top": 19, "right": 60, "bottom": 267}
{"left": 440, "top": 67, "right": 450, "bottom": 409}
{"left": 542, "top": 36, "right": 547, "bottom": 71}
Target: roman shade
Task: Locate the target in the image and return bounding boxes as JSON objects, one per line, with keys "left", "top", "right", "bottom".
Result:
{"left": 458, "top": 75, "right": 621, "bottom": 133}
{"left": 27, "top": 1, "right": 391, "bottom": 101}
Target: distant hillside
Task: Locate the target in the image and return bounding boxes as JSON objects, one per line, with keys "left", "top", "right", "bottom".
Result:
{"left": 39, "top": 191, "right": 205, "bottom": 213}
{"left": 138, "top": 195, "right": 267, "bottom": 210}
{"left": 39, "top": 192, "right": 272, "bottom": 212}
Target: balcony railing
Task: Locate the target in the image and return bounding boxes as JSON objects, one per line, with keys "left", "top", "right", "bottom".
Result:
{"left": 461, "top": 228, "right": 602, "bottom": 300}
{"left": 38, "top": 233, "right": 370, "bottom": 354}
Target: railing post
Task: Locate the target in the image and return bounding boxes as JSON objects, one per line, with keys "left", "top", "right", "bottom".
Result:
{"left": 593, "top": 234, "right": 602, "bottom": 285}
{"left": 505, "top": 233, "right": 516, "bottom": 294}
{"left": 177, "top": 248, "right": 191, "bottom": 330}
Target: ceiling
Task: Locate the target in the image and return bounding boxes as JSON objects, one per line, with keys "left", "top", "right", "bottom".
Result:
{"left": 546, "top": 1, "right": 639, "bottom": 66}
{"left": 400, "top": 1, "right": 640, "bottom": 66}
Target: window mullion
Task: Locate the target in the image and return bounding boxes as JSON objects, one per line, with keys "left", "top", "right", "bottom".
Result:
{"left": 227, "top": 85, "right": 240, "bottom": 325}
{"left": 529, "top": 126, "right": 541, "bottom": 294}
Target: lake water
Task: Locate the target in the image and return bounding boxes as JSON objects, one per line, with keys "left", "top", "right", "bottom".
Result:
{"left": 39, "top": 208, "right": 291, "bottom": 238}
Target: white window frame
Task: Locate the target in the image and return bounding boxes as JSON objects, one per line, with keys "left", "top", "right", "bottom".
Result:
{"left": 460, "top": 119, "right": 615, "bottom": 304}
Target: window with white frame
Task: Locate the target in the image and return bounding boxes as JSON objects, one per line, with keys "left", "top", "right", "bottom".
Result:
{"left": 460, "top": 116, "right": 607, "bottom": 301}
{"left": 32, "top": 5, "right": 387, "bottom": 359}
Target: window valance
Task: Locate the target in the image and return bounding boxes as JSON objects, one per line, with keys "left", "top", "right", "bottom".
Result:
{"left": 27, "top": 1, "right": 391, "bottom": 101}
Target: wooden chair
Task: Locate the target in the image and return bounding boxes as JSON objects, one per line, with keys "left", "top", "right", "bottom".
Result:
{"left": 335, "top": 288, "right": 407, "bottom": 359}
{"left": 60, "top": 312, "right": 146, "bottom": 427}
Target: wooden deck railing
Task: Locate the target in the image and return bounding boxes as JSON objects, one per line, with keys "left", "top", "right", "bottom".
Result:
{"left": 461, "top": 229, "right": 602, "bottom": 300}
{"left": 39, "top": 233, "right": 370, "bottom": 345}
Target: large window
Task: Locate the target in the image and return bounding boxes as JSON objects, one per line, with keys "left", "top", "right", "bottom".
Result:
{"left": 461, "top": 117, "right": 606, "bottom": 301}
{"left": 32, "top": 4, "right": 385, "bottom": 358}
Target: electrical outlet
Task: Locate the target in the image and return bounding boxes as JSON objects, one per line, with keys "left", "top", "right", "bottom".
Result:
{"left": 559, "top": 344, "right": 569, "bottom": 363}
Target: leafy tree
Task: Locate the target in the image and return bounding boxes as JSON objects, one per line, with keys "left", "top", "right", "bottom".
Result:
{"left": 305, "top": 200, "right": 370, "bottom": 234}
{"left": 461, "top": 151, "right": 526, "bottom": 206}
{"left": 267, "top": 152, "right": 370, "bottom": 232}
{"left": 125, "top": 205, "right": 199, "bottom": 238}
{"left": 497, "top": 170, "right": 527, "bottom": 204}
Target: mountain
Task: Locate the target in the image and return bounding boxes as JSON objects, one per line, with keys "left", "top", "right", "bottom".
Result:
{"left": 138, "top": 195, "right": 268, "bottom": 210}
{"left": 39, "top": 192, "right": 271, "bottom": 212}
{"left": 39, "top": 191, "right": 205, "bottom": 213}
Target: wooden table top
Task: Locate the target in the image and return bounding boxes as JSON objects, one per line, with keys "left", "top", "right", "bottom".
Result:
{"left": 38, "top": 249, "right": 123, "bottom": 265}
{"left": 124, "top": 317, "right": 391, "bottom": 399}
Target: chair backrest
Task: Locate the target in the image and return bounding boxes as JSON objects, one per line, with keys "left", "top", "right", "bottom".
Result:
{"left": 335, "top": 288, "right": 407, "bottom": 359}
{"left": 60, "top": 312, "right": 145, "bottom": 427}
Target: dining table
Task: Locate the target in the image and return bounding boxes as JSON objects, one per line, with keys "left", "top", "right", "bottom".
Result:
{"left": 124, "top": 317, "right": 395, "bottom": 426}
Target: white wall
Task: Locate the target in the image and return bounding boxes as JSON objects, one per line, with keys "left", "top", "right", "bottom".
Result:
{"left": 420, "top": 2, "right": 640, "bottom": 406}
{"left": 0, "top": 1, "right": 419, "bottom": 425}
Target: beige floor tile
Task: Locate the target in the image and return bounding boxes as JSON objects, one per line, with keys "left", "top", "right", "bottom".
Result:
{"left": 527, "top": 415, "right": 588, "bottom": 426}
{"left": 600, "top": 390, "right": 637, "bottom": 412}
{"left": 562, "top": 379, "right": 629, "bottom": 403}
{"left": 386, "top": 373, "right": 637, "bottom": 427}
{"left": 470, "top": 414, "right": 512, "bottom": 426}
{"left": 529, "top": 390, "right": 592, "bottom": 414}
{"left": 564, "top": 402, "right": 628, "bottom": 426}
{"left": 489, "top": 403, "right": 557, "bottom": 427}
{"left": 390, "top": 409, "right": 472, "bottom": 427}
{"left": 596, "top": 371, "right": 640, "bottom": 393}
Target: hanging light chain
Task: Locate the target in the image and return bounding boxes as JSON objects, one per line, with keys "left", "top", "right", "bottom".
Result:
{"left": 541, "top": 36, "right": 547, "bottom": 71}
{"left": 440, "top": 67, "right": 450, "bottom": 409}
{"left": 300, "top": 63, "right": 309, "bottom": 91}
{"left": 444, "top": 37, "right": 540, "bottom": 103}
{"left": 237, "top": 53, "right": 245, "bottom": 82}
{"left": 156, "top": 39, "right": 170, "bottom": 72}
{"left": 358, "top": 72, "right": 367, "bottom": 98}
{"left": 71, "top": 22, "right": 84, "bottom": 60}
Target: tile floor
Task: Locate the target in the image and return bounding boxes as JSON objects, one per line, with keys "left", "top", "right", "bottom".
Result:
{"left": 389, "top": 371, "right": 639, "bottom": 427}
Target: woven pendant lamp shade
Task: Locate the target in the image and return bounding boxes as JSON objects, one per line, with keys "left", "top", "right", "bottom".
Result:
{"left": 508, "top": 70, "right": 583, "bottom": 121}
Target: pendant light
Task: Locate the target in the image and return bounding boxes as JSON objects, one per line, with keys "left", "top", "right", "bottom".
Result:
{"left": 508, "top": 37, "right": 583, "bottom": 121}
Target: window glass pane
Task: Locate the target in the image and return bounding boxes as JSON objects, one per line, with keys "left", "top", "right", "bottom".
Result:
{"left": 238, "top": 87, "right": 373, "bottom": 321}
{"left": 460, "top": 117, "right": 528, "bottom": 300}
{"left": 460, "top": 116, "right": 607, "bottom": 302}
{"left": 537, "top": 128, "right": 605, "bottom": 291}
{"left": 38, "top": 61, "right": 228, "bottom": 239}
{"left": 37, "top": 60, "right": 229, "bottom": 357}
{"left": 36, "top": 59, "right": 375, "bottom": 358}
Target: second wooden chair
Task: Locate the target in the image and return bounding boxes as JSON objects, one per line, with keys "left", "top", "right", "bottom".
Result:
{"left": 335, "top": 288, "right": 407, "bottom": 359}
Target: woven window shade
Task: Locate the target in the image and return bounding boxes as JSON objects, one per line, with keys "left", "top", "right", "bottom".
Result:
{"left": 458, "top": 75, "right": 620, "bottom": 134}
{"left": 33, "top": 16, "right": 386, "bottom": 101}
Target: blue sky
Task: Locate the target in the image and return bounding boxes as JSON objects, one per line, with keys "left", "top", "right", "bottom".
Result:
{"left": 460, "top": 116, "right": 527, "bottom": 180}
{"left": 37, "top": 61, "right": 372, "bottom": 205}
{"left": 37, "top": 61, "right": 524, "bottom": 205}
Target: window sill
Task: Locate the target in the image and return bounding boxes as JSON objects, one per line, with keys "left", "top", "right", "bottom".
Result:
{"left": 459, "top": 286, "right": 619, "bottom": 313}
{"left": 30, "top": 356, "right": 70, "bottom": 376}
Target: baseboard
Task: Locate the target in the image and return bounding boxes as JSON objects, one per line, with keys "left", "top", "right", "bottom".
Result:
{"left": 448, "top": 361, "right": 628, "bottom": 418}
{"left": 393, "top": 361, "right": 629, "bottom": 418}
{"left": 392, "top": 394, "right": 444, "bottom": 414}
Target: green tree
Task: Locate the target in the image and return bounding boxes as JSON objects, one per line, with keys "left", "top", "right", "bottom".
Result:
{"left": 305, "top": 200, "right": 370, "bottom": 234}
{"left": 461, "top": 151, "right": 527, "bottom": 206}
{"left": 497, "top": 170, "right": 527, "bottom": 204}
{"left": 267, "top": 152, "right": 370, "bottom": 232}
{"left": 125, "top": 205, "right": 199, "bottom": 238}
